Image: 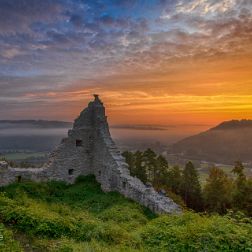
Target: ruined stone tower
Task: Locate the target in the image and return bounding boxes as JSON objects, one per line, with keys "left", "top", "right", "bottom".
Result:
{"left": 0, "top": 95, "right": 180, "bottom": 214}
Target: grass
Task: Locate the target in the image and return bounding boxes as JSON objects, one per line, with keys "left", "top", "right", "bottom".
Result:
{"left": 0, "top": 223, "right": 22, "bottom": 251}
{"left": 0, "top": 175, "right": 251, "bottom": 251}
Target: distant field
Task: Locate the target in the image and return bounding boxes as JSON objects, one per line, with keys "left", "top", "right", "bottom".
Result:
{"left": 0, "top": 152, "right": 48, "bottom": 161}
{"left": 198, "top": 163, "right": 252, "bottom": 184}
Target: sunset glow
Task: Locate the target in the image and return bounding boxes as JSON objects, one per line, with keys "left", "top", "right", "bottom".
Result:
{"left": 0, "top": 0, "right": 252, "bottom": 129}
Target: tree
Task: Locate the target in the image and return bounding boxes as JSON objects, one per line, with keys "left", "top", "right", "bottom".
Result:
{"left": 243, "top": 179, "right": 252, "bottom": 216}
{"left": 232, "top": 161, "right": 245, "bottom": 178}
{"left": 232, "top": 161, "right": 252, "bottom": 216}
{"left": 122, "top": 151, "right": 135, "bottom": 173}
{"left": 143, "top": 149, "right": 157, "bottom": 182}
{"left": 153, "top": 155, "right": 169, "bottom": 187}
{"left": 134, "top": 151, "right": 148, "bottom": 184}
{"left": 180, "top": 161, "right": 203, "bottom": 211}
{"left": 204, "top": 167, "right": 233, "bottom": 214}
{"left": 167, "top": 165, "right": 182, "bottom": 194}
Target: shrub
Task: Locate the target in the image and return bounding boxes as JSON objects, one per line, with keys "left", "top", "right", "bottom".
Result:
{"left": 0, "top": 223, "right": 22, "bottom": 252}
{"left": 140, "top": 212, "right": 252, "bottom": 251}
{"left": 98, "top": 204, "right": 148, "bottom": 231}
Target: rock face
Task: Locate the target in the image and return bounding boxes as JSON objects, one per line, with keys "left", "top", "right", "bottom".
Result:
{"left": 0, "top": 95, "right": 181, "bottom": 214}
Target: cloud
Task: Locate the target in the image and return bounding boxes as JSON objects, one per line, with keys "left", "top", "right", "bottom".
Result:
{"left": 69, "top": 14, "right": 85, "bottom": 28}
{"left": 0, "top": 0, "right": 251, "bottom": 124}
{"left": 0, "top": 0, "right": 64, "bottom": 34}
{"left": 161, "top": 0, "right": 241, "bottom": 19}
{"left": 1, "top": 48, "right": 23, "bottom": 59}
{"left": 0, "top": 75, "right": 68, "bottom": 98}
{"left": 176, "top": 0, "right": 237, "bottom": 15}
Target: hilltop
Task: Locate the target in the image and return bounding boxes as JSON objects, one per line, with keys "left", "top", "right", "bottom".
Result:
{"left": 171, "top": 120, "right": 252, "bottom": 164}
{"left": 210, "top": 119, "right": 252, "bottom": 130}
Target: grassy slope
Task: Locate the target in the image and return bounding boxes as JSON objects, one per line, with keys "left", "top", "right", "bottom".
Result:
{"left": 0, "top": 175, "right": 251, "bottom": 251}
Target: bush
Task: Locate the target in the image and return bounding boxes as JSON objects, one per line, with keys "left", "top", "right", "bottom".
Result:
{"left": 140, "top": 212, "right": 252, "bottom": 251}
{"left": 0, "top": 194, "right": 75, "bottom": 238}
{"left": 98, "top": 204, "right": 149, "bottom": 231}
{"left": 0, "top": 223, "right": 22, "bottom": 252}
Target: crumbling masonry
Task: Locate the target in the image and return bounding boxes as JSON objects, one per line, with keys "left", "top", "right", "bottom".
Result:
{"left": 0, "top": 95, "right": 180, "bottom": 214}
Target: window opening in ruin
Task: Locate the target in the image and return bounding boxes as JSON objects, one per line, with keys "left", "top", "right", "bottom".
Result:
{"left": 76, "top": 139, "right": 83, "bottom": 147}
{"left": 122, "top": 181, "right": 126, "bottom": 189}
{"left": 68, "top": 169, "right": 74, "bottom": 175}
{"left": 16, "top": 176, "right": 22, "bottom": 183}
{"left": 98, "top": 170, "right": 101, "bottom": 176}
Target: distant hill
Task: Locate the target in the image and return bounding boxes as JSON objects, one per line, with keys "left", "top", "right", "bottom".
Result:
{"left": 210, "top": 119, "right": 252, "bottom": 130}
{"left": 170, "top": 120, "right": 252, "bottom": 164}
{"left": 0, "top": 120, "right": 72, "bottom": 129}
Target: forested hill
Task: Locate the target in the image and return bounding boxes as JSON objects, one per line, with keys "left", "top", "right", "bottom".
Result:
{"left": 171, "top": 119, "right": 252, "bottom": 164}
{"left": 210, "top": 119, "right": 252, "bottom": 130}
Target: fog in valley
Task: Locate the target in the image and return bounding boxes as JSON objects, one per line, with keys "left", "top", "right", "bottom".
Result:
{"left": 0, "top": 120, "right": 211, "bottom": 153}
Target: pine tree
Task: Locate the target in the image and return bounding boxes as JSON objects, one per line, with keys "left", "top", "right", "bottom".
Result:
{"left": 122, "top": 151, "right": 135, "bottom": 175}
{"left": 167, "top": 165, "right": 182, "bottom": 194}
{"left": 154, "top": 155, "right": 169, "bottom": 187}
{"left": 134, "top": 151, "right": 147, "bottom": 184}
{"left": 232, "top": 161, "right": 252, "bottom": 216}
{"left": 180, "top": 161, "right": 203, "bottom": 211}
{"left": 204, "top": 167, "right": 233, "bottom": 214}
{"left": 143, "top": 149, "right": 157, "bottom": 183}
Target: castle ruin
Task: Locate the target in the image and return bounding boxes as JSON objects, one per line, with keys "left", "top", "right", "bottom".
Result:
{"left": 0, "top": 95, "right": 180, "bottom": 214}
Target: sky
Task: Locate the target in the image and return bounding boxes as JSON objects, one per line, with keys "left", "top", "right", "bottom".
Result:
{"left": 0, "top": 0, "right": 252, "bottom": 131}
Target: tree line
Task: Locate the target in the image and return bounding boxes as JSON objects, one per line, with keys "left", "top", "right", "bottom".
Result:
{"left": 122, "top": 149, "right": 252, "bottom": 216}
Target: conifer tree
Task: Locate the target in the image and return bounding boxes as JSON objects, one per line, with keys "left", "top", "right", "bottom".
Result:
{"left": 232, "top": 161, "right": 252, "bottom": 216}
{"left": 154, "top": 155, "right": 169, "bottom": 187}
{"left": 122, "top": 151, "right": 135, "bottom": 173}
{"left": 204, "top": 167, "right": 233, "bottom": 214}
{"left": 143, "top": 149, "right": 157, "bottom": 182}
{"left": 180, "top": 161, "right": 203, "bottom": 211}
{"left": 167, "top": 165, "right": 182, "bottom": 194}
{"left": 134, "top": 151, "right": 147, "bottom": 184}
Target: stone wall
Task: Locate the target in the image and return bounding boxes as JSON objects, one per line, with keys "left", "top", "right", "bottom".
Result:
{"left": 0, "top": 161, "right": 47, "bottom": 186}
{"left": 0, "top": 95, "right": 181, "bottom": 214}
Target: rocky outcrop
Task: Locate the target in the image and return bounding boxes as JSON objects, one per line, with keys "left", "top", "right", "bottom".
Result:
{"left": 0, "top": 95, "right": 181, "bottom": 214}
